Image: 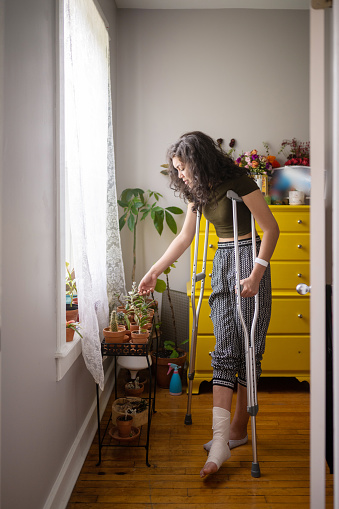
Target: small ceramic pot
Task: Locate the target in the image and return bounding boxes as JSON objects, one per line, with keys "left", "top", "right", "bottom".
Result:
{"left": 103, "top": 326, "right": 127, "bottom": 344}
{"left": 116, "top": 415, "right": 133, "bottom": 438}
{"left": 131, "top": 330, "right": 149, "bottom": 344}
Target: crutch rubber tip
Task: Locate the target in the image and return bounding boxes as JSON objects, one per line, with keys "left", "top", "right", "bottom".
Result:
{"left": 251, "top": 463, "right": 261, "bottom": 478}
{"left": 184, "top": 414, "right": 192, "bottom": 425}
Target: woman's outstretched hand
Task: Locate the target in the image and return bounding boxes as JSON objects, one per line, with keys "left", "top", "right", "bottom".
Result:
{"left": 138, "top": 272, "right": 158, "bottom": 296}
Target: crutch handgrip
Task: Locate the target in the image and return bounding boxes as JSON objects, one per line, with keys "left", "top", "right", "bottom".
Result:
{"left": 226, "top": 190, "right": 242, "bottom": 202}
{"left": 195, "top": 272, "right": 206, "bottom": 282}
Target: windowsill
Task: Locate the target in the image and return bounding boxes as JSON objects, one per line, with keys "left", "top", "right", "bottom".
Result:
{"left": 55, "top": 336, "right": 82, "bottom": 381}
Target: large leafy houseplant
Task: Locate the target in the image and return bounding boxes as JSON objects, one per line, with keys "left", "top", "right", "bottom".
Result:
{"left": 118, "top": 188, "right": 183, "bottom": 282}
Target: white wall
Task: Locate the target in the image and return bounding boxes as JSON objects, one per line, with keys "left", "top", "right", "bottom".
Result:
{"left": 116, "top": 8, "right": 310, "bottom": 293}
{"left": 1, "top": 1, "right": 117, "bottom": 508}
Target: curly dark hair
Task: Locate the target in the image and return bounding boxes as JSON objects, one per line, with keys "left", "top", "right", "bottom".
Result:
{"left": 166, "top": 131, "right": 247, "bottom": 211}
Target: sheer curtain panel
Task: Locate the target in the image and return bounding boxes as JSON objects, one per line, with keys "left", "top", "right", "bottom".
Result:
{"left": 64, "top": 0, "right": 125, "bottom": 389}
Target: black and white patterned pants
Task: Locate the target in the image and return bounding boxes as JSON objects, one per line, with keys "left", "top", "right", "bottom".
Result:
{"left": 209, "top": 237, "right": 272, "bottom": 390}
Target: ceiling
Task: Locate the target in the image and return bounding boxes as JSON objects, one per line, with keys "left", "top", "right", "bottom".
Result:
{"left": 115, "top": 0, "right": 310, "bottom": 9}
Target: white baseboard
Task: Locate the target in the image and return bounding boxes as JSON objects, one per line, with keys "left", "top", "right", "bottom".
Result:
{"left": 43, "top": 359, "right": 117, "bottom": 509}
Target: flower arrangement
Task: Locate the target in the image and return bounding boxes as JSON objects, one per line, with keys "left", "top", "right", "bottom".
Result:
{"left": 280, "top": 138, "right": 310, "bottom": 166}
{"left": 235, "top": 149, "right": 273, "bottom": 175}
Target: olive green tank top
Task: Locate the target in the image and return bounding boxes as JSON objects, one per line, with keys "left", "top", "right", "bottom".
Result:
{"left": 202, "top": 175, "right": 259, "bottom": 237}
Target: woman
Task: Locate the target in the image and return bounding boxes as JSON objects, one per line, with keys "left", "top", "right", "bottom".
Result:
{"left": 138, "top": 132, "right": 279, "bottom": 478}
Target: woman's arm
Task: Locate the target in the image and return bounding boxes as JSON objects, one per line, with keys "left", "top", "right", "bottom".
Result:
{"left": 240, "top": 189, "right": 280, "bottom": 297}
{"left": 138, "top": 202, "right": 197, "bottom": 295}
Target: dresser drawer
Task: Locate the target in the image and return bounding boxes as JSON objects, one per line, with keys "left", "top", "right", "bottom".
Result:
{"left": 268, "top": 296, "right": 309, "bottom": 334}
{"left": 262, "top": 335, "right": 309, "bottom": 373}
{"left": 191, "top": 260, "right": 310, "bottom": 294}
{"left": 270, "top": 207, "right": 310, "bottom": 232}
{"left": 272, "top": 233, "right": 309, "bottom": 261}
{"left": 257, "top": 207, "right": 309, "bottom": 233}
{"left": 270, "top": 261, "right": 310, "bottom": 290}
{"left": 191, "top": 295, "right": 309, "bottom": 335}
{"left": 193, "top": 334, "right": 310, "bottom": 374}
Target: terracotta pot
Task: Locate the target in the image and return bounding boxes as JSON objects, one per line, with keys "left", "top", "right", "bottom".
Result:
{"left": 66, "top": 327, "right": 75, "bottom": 342}
{"left": 124, "top": 382, "right": 145, "bottom": 397}
{"left": 151, "top": 349, "right": 187, "bottom": 388}
{"left": 66, "top": 304, "right": 78, "bottom": 322}
{"left": 130, "top": 323, "right": 139, "bottom": 332}
{"left": 131, "top": 330, "right": 149, "bottom": 344}
{"left": 103, "top": 326, "right": 127, "bottom": 344}
{"left": 116, "top": 415, "right": 133, "bottom": 438}
{"left": 117, "top": 306, "right": 126, "bottom": 313}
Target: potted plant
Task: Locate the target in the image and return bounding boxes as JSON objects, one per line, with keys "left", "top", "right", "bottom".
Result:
{"left": 152, "top": 263, "right": 188, "bottom": 388}
{"left": 66, "top": 262, "right": 78, "bottom": 322}
{"left": 103, "top": 309, "right": 127, "bottom": 344}
{"left": 118, "top": 188, "right": 183, "bottom": 282}
{"left": 126, "top": 282, "right": 154, "bottom": 344}
{"left": 116, "top": 412, "right": 133, "bottom": 438}
{"left": 66, "top": 320, "right": 83, "bottom": 342}
{"left": 125, "top": 377, "right": 144, "bottom": 397}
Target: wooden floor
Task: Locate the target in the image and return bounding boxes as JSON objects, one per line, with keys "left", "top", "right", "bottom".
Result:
{"left": 67, "top": 371, "right": 333, "bottom": 509}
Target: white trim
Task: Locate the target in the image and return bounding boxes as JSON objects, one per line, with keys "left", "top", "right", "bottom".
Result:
{"left": 56, "top": 0, "right": 67, "bottom": 361}
{"left": 43, "top": 359, "right": 116, "bottom": 509}
{"left": 332, "top": 1, "right": 339, "bottom": 506}
{"left": 310, "top": 8, "right": 326, "bottom": 509}
{"left": 55, "top": 336, "right": 82, "bottom": 381}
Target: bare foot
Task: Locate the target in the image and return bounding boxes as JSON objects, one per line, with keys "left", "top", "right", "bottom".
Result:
{"left": 200, "top": 461, "right": 219, "bottom": 478}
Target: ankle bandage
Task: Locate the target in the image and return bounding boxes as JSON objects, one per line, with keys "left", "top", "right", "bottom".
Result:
{"left": 205, "top": 407, "right": 231, "bottom": 469}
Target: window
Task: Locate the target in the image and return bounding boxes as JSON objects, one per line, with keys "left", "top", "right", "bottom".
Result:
{"left": 56, "top": 0, "right": 111, "bottom": 383}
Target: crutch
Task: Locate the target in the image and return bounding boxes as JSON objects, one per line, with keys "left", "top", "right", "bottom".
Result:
{"left": 227, "top": 189, "right": 261, "bottom": 478}
{"left": 185, "top": 207, "right": 210, "bottom": 425}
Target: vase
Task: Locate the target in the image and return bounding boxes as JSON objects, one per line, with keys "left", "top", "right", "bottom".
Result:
{"left": 252, "top": 174, "right": 268, "bottom": 196}
{"left": 289, "top": 190, "right": 305, "bottom": 205}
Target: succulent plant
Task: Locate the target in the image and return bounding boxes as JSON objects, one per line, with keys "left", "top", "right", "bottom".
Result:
{"left": 109, "top": 310, "right": 119, "bottom": 332}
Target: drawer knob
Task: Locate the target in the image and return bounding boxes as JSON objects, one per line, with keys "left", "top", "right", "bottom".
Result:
{"left": 298, "top": 314, "right": 303, "bottom": 318}
{"left": 209, "top": 273, "right": 212, "bottom": 277}
{"left": 209, "top": 351, "right": 212, "bottom": 356}
{"left": 298, "top": 273, "right": 302, "bottom": 278}
{"left": 209, "top": 244, "right": 214, "bottom": 248}
{"left": 298, "top": 244, "right": 302, "bottom": 249}
{"left": 298, "top": 219, "right": 303, "bottom": 224}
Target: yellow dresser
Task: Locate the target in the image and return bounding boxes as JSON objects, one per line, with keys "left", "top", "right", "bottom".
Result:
{"left": 189, "top": 205, "right": 310, "bottom": 394}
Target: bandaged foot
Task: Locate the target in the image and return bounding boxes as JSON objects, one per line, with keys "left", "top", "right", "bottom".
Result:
{"left": 200, "top": 407, "right": 231, "bottom": 478}
{"left": 203, "top": 434, "right": 248, "bottom": 453}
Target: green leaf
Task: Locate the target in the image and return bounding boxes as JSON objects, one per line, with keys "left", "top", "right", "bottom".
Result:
{"left": 127, "top": 213, "right": 135, "bottom": 232}
{"left": 165, "top": 211, "right": 177, "bottom": 234}
{"left": 154, "top": 279, "right": 167, "bottom": 293}
{"left": 165, "top": 206, "right": 183, "bottom": 214}
{"left": 160, "top": 164, "right": 169, "bottom": 168}
{"left": 119, "top": 212, "right": 127, "bottom": 231}
{"left": 117, "top": 199, "right": 128, "bottom": 208}
{"left": 153, "top": 209, "right": 164, "bottom": 235}
{"left": 160, "top": 169, "right": 169, "bottom": 176}
{"left": 170, "top": 350, "right": 179, "bottom": 359}
{"left": 141, "top": 209, "right": 150, "bottom": 221}
{"left": 164, "top": 267, "right": 171, "bottom": 275}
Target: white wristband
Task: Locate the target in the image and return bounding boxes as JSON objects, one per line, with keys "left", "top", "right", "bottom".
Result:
{"left": 255, "top": 257, "right": 268, "bottom": 268}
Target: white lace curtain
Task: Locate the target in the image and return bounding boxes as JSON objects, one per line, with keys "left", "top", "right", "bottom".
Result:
{"left": 65, "top": 0, "right": 126, "bottom": 389}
